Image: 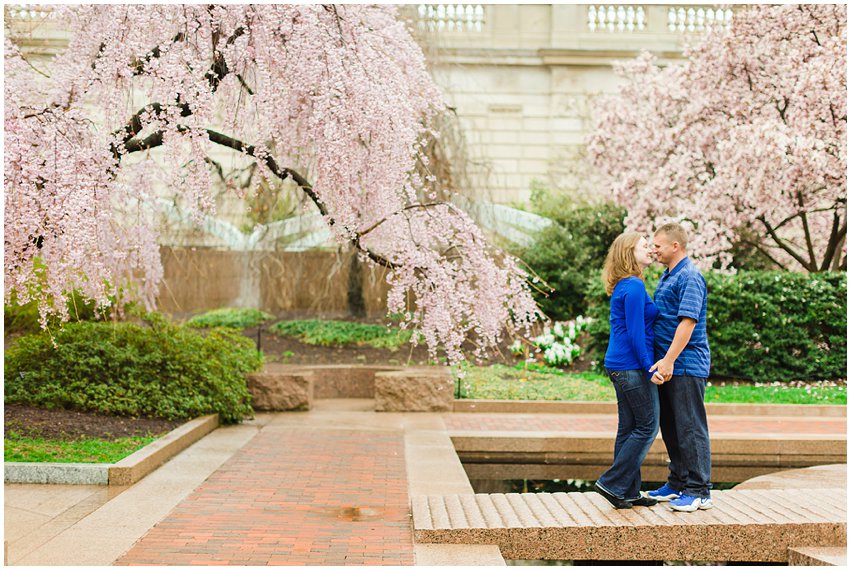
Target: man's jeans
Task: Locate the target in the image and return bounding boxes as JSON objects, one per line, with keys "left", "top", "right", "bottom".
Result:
{"left": 659, "top": 374, "right": 712, "bottom": 498}
{"left": 597, "top": 369, "right": 660, "bottom": 500}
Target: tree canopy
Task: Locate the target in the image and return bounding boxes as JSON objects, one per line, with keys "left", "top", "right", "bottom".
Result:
{"left": 4, "top": 5, "right": 540, "bottom": 362}
{"left": 588, "top": 4, "right": 846, "bottom": 272}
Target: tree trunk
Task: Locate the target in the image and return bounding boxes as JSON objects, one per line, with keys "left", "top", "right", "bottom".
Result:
{"left": 347, "top": 248, "right": 366, "bottom": 318}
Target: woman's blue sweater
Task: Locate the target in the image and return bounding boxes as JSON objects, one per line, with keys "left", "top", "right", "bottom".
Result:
{"left": 604, "top": 276, "right": 658, "bottom": 372}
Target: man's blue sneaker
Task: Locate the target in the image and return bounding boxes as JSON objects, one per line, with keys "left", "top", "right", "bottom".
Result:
{"left": 668, "top": 493, "right": 713, "bottom": 512}
{"left": 644, "top": 483, "right": 681, "bottom": 502}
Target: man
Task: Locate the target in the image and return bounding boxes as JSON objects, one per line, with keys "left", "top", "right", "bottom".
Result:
{"left": 645, "top": 223, "right": 713, "bottom": 512}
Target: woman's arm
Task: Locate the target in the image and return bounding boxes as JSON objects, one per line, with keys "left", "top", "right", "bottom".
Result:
{"left": 622, "top": 281, "right": 653, "bottom": 373}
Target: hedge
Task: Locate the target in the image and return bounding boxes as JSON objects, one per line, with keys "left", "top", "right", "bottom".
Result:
{"left": 4, "top": 313, "right": 263, "bottom": 422}
{"left": 584, "top": 269, "right": 846, "bottom": 382}
{"left": 513, "top": 201, "right": 626, "bottom": 319}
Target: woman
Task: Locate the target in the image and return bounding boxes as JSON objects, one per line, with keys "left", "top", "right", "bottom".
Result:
{"left": 594, "top": 232, "right": 661, "bottom": 509}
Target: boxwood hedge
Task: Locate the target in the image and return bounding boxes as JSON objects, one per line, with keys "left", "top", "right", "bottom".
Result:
{"left": 4, "top": 313, "right": 262, "bottom": 423}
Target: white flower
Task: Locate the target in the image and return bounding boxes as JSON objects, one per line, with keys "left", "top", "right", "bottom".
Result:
{"left": 534, "top": 333, "right": 556, "bottom": 349}
{"left": 544, "top": 342, "right": 574, "bottom": 367}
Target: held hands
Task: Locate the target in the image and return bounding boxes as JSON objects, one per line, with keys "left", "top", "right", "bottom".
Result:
{"left": 649, "top": 358, "right": 674, "bottom": 384}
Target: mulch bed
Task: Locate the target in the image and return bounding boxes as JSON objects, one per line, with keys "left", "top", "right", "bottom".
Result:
{"left": 4, "top": 404, "right": 182, "bottom": 441}
{"left": 247, "top": 325, "right": 521, "bottom": 367}
{"left": 244, "top": 323, "right": 594, "bottom": 372}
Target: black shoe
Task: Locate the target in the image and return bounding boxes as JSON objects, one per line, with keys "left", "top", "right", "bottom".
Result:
{"left": 594, "top": 482, "right": 633, "bottom": 509}
{"left": 627, "top": 495, "right": 658, "bottom": 507}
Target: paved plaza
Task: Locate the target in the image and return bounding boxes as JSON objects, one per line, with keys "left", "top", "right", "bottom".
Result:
{"left": 5, "top": 400, "right": 847, "bottom": 566}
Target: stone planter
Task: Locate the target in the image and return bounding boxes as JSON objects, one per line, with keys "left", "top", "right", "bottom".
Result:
{"left": 374, "top": 369, "right": 454, "bottom": 412}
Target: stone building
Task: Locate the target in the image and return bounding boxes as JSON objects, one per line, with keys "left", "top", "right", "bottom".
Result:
{"left": 407, "top": 4, "right": 731, "bottom": 204}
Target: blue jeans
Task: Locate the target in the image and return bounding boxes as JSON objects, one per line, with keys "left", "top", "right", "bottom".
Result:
{"left": 659, "top": 374, "right": 712, "bottom": 498}
{"left": 597, "top": 368, "right": 660, "bottom": 500}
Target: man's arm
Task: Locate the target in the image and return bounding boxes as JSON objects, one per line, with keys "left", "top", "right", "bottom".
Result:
{"left": 649, "top": 317, "right": 696, "bottom": 381}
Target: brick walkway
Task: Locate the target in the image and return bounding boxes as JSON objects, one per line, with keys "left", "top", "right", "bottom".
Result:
{"left": 116, "top": 428, "right": 414, "bottom": 566}
{"left": 104, "top": 408, "right": 842, "bottom": 566}
{"left": 444, "top": 413, "right": 846, "bottom": 436}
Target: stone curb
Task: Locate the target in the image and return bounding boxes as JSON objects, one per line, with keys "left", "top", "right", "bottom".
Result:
{"left": 4, "top": 414, "right": 219, "bottom": 486}
{"left": 4, "top": 462, "right": 108, "bottom": 485}
{"left": 453, "top": 399, "right": 847, "bottom": 417}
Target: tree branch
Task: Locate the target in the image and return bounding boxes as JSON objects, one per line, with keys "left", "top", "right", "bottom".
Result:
{"left": 757, "top": 215, "right": 816, "bottom": 271}
{"left": 358, "top": 202, "right": 449, "bottom": 238}
{"left": 205, "top": 26, "right": 246, "bottom": 92}
{"left": 130, "top": 32, "right": 186, "bottom": 75}
{"left": 797, "top": 194, "right": 818, "bottom": 270}
{"left": 116, "top": 117, "right": 400, "bottom": 270}
{"left": 821, "top": 213, "right": 847, "bottom": 271}
{"left": 739, "top": 239, "right": 789, "bottom": 271}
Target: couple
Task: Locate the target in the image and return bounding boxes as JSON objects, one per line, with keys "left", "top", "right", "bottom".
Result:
{"left": 594, "top": 223, "right": 712, "bottom": 513}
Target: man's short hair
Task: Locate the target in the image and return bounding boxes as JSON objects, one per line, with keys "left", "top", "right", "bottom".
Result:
{"left": 655, "top": 223, "right": 689, "bottom": 251}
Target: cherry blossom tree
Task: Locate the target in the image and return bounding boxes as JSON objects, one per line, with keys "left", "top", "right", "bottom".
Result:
{"left": 588, "top": 4, "right": 846, "bottom": 272}
{"left": 5, "top": 4, "right": 541, "bottom": 362}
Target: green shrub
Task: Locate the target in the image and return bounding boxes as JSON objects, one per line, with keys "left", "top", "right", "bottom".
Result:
{"left": 4, "top": 314, "right": 262, "bottom": 423}
{"left": 705, "top": 271, "right": 846, "bottom": 381}
{"left": 513, "top": 195, "right": 626, "bottom": 320}
{"left": 5, "top": 289, "right": 113, "bottom": 335}
{"left": 187, "top": 307, "right": 274, "bottom": 329}
{"left": 585, "top": 269, "right": 846, "bottom": 382}
{"left": 269, "top": 319, "right": 413, "bottom": 349}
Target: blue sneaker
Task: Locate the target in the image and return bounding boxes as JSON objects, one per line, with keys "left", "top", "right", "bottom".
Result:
{"left": 668, "top": 493, "right": 713, "bottom": 512}
{"left": 644, "top": 483, "right": 681, "bottom": 502}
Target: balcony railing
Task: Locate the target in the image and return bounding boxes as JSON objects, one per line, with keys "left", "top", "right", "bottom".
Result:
{"left": 416, "top": 4, "right": 485, "bottom": 33}
{"left": 667, "top": 6, "right": 733, "bottom": 32}
{"left": 6, "top": 4, "right": 55, "bottom": 20}
{"left": 586, "top": 5, "right": 733, "bottom": 33}
{"left": 587, "top": 5, "right": 646, "bottom": 32}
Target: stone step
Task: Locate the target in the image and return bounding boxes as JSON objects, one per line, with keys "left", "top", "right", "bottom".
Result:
{"left": 788, "top": 546, "right": 847, "bottom": 566}
{"left": 412, "top": 488, "right": 846, "bottom": 562}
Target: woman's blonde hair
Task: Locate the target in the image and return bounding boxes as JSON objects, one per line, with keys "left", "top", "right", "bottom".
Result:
{"left": 602, "top": 231, "right": 644, "bottom": 296}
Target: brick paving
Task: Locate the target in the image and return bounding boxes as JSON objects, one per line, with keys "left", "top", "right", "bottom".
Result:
{"left": 444, "top": 413, "right": 846, "bottom": 436}
{"left": 109, "top": 408, "right": 842, "bottom": 566}
{"left": 116, "top": 428, "right": 414, "bottom": 566}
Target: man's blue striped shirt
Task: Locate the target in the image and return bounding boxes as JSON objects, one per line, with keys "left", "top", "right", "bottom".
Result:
{"left": 653, "top": 257, "right": 711, "bottom": 377}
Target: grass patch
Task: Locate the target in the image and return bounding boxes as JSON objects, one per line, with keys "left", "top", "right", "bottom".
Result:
{"left": 186, "top": 308, "right": 274, "bottom": 329}
{"left": 457, "top": 365, "right": 846, "bottom": 405}
{"left": 705, "top": 383, "right": 846, "bottom": 405}
{"left": 4, "top": 431, "right": 159, "bottom": 463}
{"left": 457, "top": 364, "right": 615, "bottom": 401}
{"left": 269, "top": 319, "right": 413, "bottom": 350}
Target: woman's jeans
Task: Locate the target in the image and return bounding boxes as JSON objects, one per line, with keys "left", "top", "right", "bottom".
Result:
{"left": 597, "top": 368, "right": 660, "bottom": 500}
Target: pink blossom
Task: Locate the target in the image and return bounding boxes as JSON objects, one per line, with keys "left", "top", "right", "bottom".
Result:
{"left": 588, "top": 5, "right": 846, "bottom": 272}
{"left": 5, "top": 5, "right": 542, "bottom": 361}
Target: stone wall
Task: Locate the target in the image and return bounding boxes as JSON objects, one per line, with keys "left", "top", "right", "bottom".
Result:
{"left": 157, "top": 247, "right": 393, "bottom": 316}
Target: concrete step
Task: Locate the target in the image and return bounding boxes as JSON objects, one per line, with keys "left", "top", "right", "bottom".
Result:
{"left": 412, "top": 488, "right": 847, "bottom": 562}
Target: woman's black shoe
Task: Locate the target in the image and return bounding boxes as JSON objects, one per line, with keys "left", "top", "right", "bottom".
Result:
{"left": 594, "top": 482, "right": 633, "bottom": 509}
{"left": 627, "top": 495, "right": 658, "bottom": 507}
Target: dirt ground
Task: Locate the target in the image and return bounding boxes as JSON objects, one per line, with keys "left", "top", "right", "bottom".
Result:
{"left": 4, "top": 404, "right": 182, "bottom": 441}
{"left": 244, "top": 322, "right": 594, "bottom": 372}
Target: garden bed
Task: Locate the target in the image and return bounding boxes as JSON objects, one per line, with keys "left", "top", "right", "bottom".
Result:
{"left": 4, "top": 404, "right": 182, "bottom": 463}
{"left": 244, "top": 321, "right": 595, "bottom": 372}
{"left": 5, "top": 404, "right": 181, "bottom": 440}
